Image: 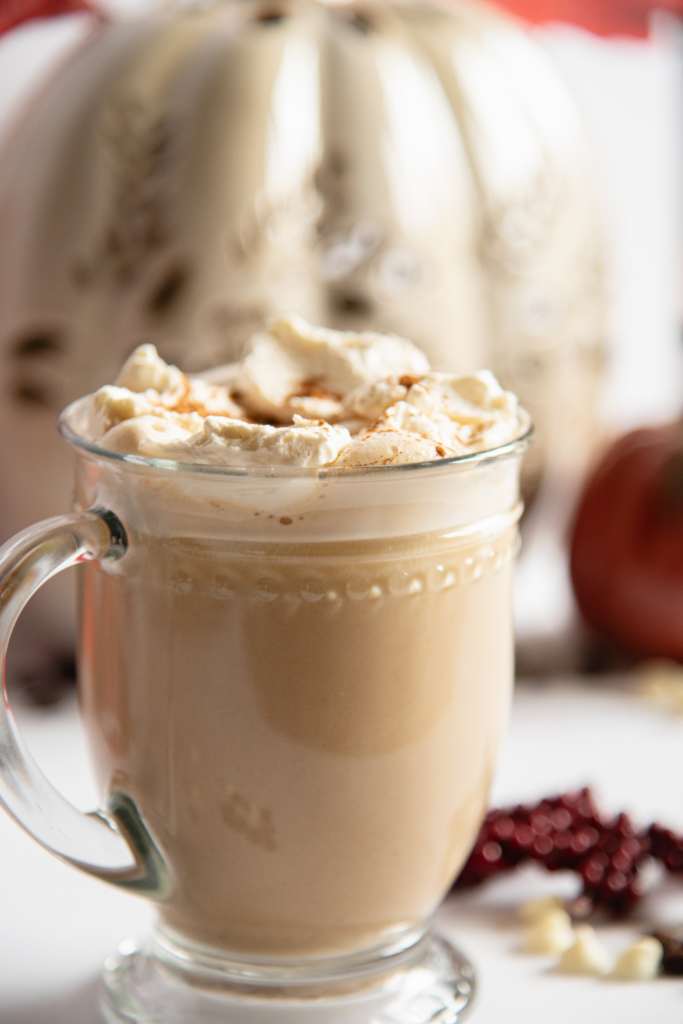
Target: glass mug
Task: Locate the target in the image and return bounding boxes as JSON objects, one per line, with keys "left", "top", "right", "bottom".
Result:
{"left": 0, "top": 400, "right": 530, "bottom": 1023}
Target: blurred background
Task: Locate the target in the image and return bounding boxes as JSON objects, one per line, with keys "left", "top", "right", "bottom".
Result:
{"left": 0, "top": 0, "right": 681, "bottom": 701}
{"left": 1, "top": 8, "right": 682, "bottom": 1019}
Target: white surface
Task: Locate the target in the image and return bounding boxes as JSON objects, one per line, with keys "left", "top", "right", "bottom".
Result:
{"left": 1, "top": 680, "right": 683, "bottom": 1022}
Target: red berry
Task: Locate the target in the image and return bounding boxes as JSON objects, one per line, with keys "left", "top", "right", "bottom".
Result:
{"left": 571, "top": 829, "right": 598, "bottom": 856}
{"left": 452, "top": 789, "right": 672, "bottom": 918}
{"left": 550, "top": 808, "right": 573, "bottom": 831}
{"left": 582, "top": 854, "right": 608, "bottom": 885}
{"left": 665, "top": 851, "right": 683, "bottom": 872}
{"left": 482, "top": 841, "right": 503, "bottom": 864}
{"left": 532, "top": 835, "right": 554, "bottom": 859}
{"left": 491, "top": 817, "right": 516, "bottom": 841}
{"left": 604, "top": 870, "right": 629, "bottom": 893}
{"left": 512, "top": 825, "right": 535, "bottom": 850}
{"left": 611, "top": 848, "right": 634, "bottom": 873}
{"left": 530, "top": 812, "right": 553, "bottom": 835}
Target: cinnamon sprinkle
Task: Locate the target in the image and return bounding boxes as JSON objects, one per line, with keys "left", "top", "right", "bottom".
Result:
{"left": 288, "top": 376, "right": 342, "bottom": 403}
{"left": 167, "top": 376, "right": 214, "bottom": 417}
{"left": 164, "top": 375, "right": 248, "bottom": 420}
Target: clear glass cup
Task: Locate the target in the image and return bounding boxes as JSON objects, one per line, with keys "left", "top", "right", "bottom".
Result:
{"left": 0, "top": 398, "right": 530, "bottom": 1023}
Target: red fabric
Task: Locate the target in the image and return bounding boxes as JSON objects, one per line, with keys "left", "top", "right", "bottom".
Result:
{"left": 492, "top": 0, "right": 683, "bottom": 36}
{"left": 0, "top": 0, "right": 101, "bottom": 36}
{"left": 1, "top": 0, "right": 680, "bottom": 39}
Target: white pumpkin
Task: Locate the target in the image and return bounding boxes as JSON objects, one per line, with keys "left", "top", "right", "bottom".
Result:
{"left": 0, "top": 0, "right": 605, "bottom": 662}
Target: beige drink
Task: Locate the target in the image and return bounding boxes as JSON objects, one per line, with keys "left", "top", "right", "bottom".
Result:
{"left": 79, "top": 522, "right": 517, "bottom": 958}
{"left": 0, "top": 316, "right": 529, "bottom": 1021}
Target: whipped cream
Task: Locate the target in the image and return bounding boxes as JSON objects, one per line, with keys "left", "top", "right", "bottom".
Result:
{"left": 238, "top": 315, "right": 430, "bottom": 422}
{"left": 78, "top": 316, "right": 528, "bottom": 469}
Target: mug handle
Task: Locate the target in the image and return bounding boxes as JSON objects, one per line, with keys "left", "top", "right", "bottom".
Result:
{"left": 0, "top": 508, "right": 166, "bottom": 894}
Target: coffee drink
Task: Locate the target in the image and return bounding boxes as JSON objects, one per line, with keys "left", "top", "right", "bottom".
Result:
{"left": 69, "top": 314, "right": 527, "bottom": 961}
{"left": 80, "top": 522, "right": 517, "bottom": 957}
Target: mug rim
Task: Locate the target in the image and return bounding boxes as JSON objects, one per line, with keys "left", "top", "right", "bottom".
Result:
{"left": 59, "top": 399, "right": 533, "bottom": 481}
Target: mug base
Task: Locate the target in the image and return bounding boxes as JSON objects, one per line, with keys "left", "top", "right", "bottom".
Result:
{"left": 101, "top": 931, "right": 475, "bottom": 1023}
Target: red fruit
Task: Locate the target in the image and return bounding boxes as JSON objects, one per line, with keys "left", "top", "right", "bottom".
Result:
{"left": 570, "top": 421, "right": 683, "bottom": 660}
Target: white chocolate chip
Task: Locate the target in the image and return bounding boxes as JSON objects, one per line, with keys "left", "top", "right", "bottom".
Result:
{"left": 557, "top": 926, "right": 611, "bottom": 976}
{"left": 611, "top": 938, "right": 663, "bottom": 981}
{"left": 523, "top": 909, "right": 574, "bottom": 955}
{"left": 519, "top": 896, "right": 564, "bottom": 924}
{"left": 638, "top": 661, "right": 683, "bottom": 715}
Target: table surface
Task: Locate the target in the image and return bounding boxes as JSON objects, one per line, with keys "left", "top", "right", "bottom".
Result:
{"left": 2, "top": 678, "right": 683, "bottom": 1024}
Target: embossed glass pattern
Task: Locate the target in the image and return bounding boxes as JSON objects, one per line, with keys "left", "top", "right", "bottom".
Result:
{"left": 0, "top": 409, "right": 529, "bottom": 1021}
